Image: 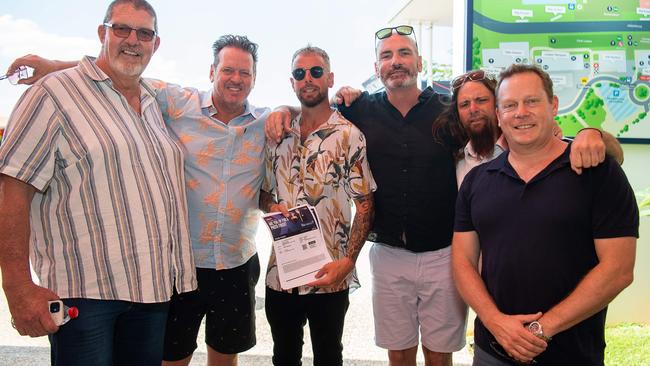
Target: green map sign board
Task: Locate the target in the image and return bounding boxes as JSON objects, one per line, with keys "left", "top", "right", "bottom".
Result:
{"left": 468, "top": 0, "right": 650, "bottom": 142}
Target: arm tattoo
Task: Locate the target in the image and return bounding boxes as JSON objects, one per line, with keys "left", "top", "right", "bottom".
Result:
{"left": 347, "top": 194, "right": 374, "bottom": 263}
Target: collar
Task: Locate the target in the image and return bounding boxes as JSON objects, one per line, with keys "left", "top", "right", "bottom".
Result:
{"left": 487, "top": 142, "right": 571, "bottom": 182}
{"left": 79, "top": 56, "right": 156, "bottom": 99}
{"left": 463, "top": 139, "right": 507, "bottom": 160}
{"left": 202, "top": 92, "right": 261, "bottom": 119}
{"left": 381, "top": 86, "right": 434, "bottom": 106}
{"left": 291, "top": 109, "right": 346, "bottom": 135}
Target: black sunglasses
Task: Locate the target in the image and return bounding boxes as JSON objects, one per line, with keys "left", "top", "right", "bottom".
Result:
{"left": 104, "top": 22, "right": 156, "bottom": 42}
{"left": 375, "top": 25, "right": 414, "bottom": 40}
{"left": 292, "top": 66, "right": 324, "bottom": 81}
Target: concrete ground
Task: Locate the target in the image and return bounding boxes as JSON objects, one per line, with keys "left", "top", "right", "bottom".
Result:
{"left": 0, "top": 228, "right": 473, "bottom": 365}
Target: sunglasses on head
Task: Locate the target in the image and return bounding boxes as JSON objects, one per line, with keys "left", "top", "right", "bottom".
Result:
{"left": 292, "top": 66, "right": 324, "bottom": 81}
{"left": 451, "top": 70, "right": 495, "bottom": 93}
{"left": 375, "top": 25, "right": 414, "bottom": 40}
{"left": 104, "top": 22, "right": 156, "bottom": 42}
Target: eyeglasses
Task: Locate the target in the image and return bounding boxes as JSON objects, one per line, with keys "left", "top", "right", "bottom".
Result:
{"left": 489, "top": 341, "right": 537, "bottom": 365}
{"left": 451, "top": 70, "right": 495, "bottom": 94}
{"left": 103, "top": 23, "right": 156, "bottom": 42}
{"left": 292, "top": 66, "right": 324, "bottom": 81}
{"left": 375, "top": 25, "right": 414, "bottom": 40}
{"left": 0, "top": 66, "right": 34, "bottom": 85}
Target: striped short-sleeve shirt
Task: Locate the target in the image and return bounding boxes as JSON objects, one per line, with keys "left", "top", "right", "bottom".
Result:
{"left": 0, "top": 56, "right": 196, "bottom": 303}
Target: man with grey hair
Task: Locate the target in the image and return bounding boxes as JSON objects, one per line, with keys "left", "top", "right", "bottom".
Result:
{"left": 0, "top": 1, "right": 196, "bottom": 365}
{"left": 6, "top": 34, "right": 269, "bottom": 366}
{"left": 260, "top": 45, "right": 376, "bottom": 366}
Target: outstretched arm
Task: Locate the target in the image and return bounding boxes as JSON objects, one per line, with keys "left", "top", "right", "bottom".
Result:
{"left": 6, "top": 54, "right": 76, "bottom": 85}
{"left": 331, "top": 86, "right": 362, "bottom": 107}
{"left": 265, "top": 106, "right": 300, "bottom": 144}
{"left": 570, "top": 128, "right": 624, "bottom": 174}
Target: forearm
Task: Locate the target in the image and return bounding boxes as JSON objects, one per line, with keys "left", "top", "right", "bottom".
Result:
{"left": 53, "top": 60, "right": 78, "bottom": 70}
{"left": 453, "top": 251, "right": 501, "bottom": 322}
{"left": 603, "top": 131, "right": 624, "bottom": 164}
{"left": 273, "top": 105, "right": 300, "bottom": 120}
{"left": 347, "top": 194, "right": 374, "bottom": 263}
{"left": 452, "top": 232, "right": 502, "bottom": 323}
{"left": 258, "top": 190, "right": 277, "bottom": 213}
{"left": 0, "top": 176, "right": 36, "bottom": 290}
{"left": 540, "top": 239, "right": 635, "bottom": 336}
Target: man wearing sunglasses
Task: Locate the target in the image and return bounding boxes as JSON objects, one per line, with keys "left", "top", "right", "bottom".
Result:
{"left": 0, "top": 1, "right": 196, "bottom": 365}
{"left": 265, "top": 25, "right": 465, "bottom": 366}
{"left": 260, "top": 45, "right": 376, "bottom": 366}
{"left": 6, "top": 33, "right": 269, "bottom": 366}
{"left": 453, "top": 64, "right": 637, "bottom": 365}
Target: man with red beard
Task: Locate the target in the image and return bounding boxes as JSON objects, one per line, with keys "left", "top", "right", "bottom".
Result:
{"left": 260, "top": 45, "right": 376, "bottom": 366}
{"left": 433, "top": 69, "right": 624, "bottom": 186}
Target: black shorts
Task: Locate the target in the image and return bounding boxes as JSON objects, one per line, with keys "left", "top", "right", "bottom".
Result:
{"left": 162, "top": 254, "right": 260, "bottom": 360}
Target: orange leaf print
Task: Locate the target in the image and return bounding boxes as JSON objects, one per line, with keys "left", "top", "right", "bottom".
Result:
{"left": 199, "top": 214, "right": 219, "bottom": 244}
{"left": 232, "top": 150, "right": 258, "bottom": 166}
{"left": 187, "top": 179, "right": 200, "bottom": 190}
{"left": 225, "top": 200, "right": 243, "bottom": 225}
{"left": 239, "top": 184, "right": 256, "bottom": 200}
{"left": 179, "top": 133, "right": 194, "bottom": 145}
{"left": 204, "top": 182, "right": 225, "bottom": 208}
{"left": 196, "top": 143, "right": 218, "bottom": 167}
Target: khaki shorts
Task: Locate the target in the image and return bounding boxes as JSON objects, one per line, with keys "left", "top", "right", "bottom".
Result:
{"left": 370, "top": 243, "right": 467, "bottom": 352}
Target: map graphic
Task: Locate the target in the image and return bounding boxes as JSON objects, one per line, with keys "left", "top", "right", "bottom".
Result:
{"left": 469, "top": 0, "right": 650, "bottom": 141}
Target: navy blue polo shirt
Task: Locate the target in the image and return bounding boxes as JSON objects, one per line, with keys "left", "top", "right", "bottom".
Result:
{"left": 455, "top": 144, "right": 639, "bottom": 366}
{"left": 339, "top": 87, "right": 457, "bottom": 253}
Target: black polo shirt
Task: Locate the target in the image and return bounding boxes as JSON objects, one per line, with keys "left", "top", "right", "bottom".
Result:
{"left": 338, "top": 87, "right": 457, "bottom": 253}
{"left": 455, "top": 144, "right": 639, "bottom": 366}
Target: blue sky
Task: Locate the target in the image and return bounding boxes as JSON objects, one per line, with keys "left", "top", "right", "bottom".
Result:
{"left": 0, "top": 0, "right": 397, "bottom": 124}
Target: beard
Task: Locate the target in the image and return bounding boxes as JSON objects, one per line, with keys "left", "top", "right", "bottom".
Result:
{"left": 107, "top": 44, "right": 148, "bottom": 78}
{"left": 380, "top": 65, "right": 418, "bottom": 89}
{"left": 467, "top": 116, "right": 499, "bottom": 159}
{"left": 298, "top": 87, "right": 328, "bottom": 108}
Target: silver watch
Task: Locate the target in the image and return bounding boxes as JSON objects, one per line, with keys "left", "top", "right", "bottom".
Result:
{"left": 528, "top": 321, "right": 552, "bottom": 341}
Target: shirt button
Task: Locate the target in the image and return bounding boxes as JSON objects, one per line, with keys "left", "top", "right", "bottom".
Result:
{"left": 402, "top": 168, "right": 408, "bottom": 173}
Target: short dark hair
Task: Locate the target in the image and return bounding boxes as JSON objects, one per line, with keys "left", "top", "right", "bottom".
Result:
{"left": 103, "top": 0, "right": 158, "bottom": 33}
{"left": 291, "top": 45, "right": 331, "bottom": 70}
{"left": 496, "top": 64, "right": 554, "bottom": 102}
{"left": 212, "top": 35, "right": 259, "bottom": 72}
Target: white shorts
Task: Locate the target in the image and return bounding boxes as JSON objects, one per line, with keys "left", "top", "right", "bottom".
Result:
{"left": 370, "top": 243, "right": 467, "bottom": 352}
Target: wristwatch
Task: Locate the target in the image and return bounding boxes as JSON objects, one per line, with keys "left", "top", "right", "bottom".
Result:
{"left": 528, "top": 321, "right": 552, "bottom": 342}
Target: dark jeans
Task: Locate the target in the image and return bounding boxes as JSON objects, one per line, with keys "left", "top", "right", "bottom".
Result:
{"left": 265, "top": 287, "right": 349, "bottom": 366}
{"left": 49, "top": 298, "right": 169, "bottom": 366}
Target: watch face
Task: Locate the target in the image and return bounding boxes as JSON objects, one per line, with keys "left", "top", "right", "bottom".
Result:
{"left": 529, "top": 321, "right": 542, "bottom": 334}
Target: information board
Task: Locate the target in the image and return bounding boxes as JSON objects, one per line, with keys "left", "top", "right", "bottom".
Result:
{"left": 468, "top": 0, "right": 650, "bottom": 142}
